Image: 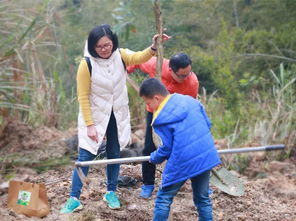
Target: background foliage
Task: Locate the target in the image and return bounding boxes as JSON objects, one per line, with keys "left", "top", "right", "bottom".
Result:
{"left": 0, "top": 0, "right": 295, "bottom": 158}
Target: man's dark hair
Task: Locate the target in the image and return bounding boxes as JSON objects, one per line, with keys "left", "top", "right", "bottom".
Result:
{"left": 87, "top": 24, "right": 118, "bottom": 58}
{"left": 139, "top": 78, "right": 169, "bottom": 98}
{"left": 169, "top": 53, "right": 192, "bottom": 73}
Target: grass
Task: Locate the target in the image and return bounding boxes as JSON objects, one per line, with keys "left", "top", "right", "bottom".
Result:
{"left": 200, "top": 64, "right": 296, "bottom": 173}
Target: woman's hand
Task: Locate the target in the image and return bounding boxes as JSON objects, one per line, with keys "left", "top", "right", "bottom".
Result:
{"left": 151, "top": 33, "right": 171, "bottom": 50}
{"left": 87, "top": 124, "right": 98, "bottom": 143}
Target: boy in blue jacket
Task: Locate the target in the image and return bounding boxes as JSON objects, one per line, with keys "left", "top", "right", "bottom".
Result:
{"left": 139, "top": 78, "right": 221, "bottom": 221}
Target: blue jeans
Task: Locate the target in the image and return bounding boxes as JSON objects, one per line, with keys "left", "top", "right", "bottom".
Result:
{"left": 70, "top": 111, "right": 120, "bottom": 199}
{"left": 153, "top": 170, "right": 212, "bottom": 221}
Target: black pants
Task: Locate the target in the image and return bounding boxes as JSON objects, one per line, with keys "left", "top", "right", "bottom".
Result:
{"left": 142, "top": 112, "right": 156, "bottom": 185}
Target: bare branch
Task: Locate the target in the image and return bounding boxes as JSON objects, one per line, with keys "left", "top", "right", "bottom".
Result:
{"left": 153, "top": 0, "right": 164, "bottom": 79}
{"left": 232, "top": 0, "right": 240, "bottom": 27}
{"left": 126, "top": 75, "right": 139, "bottom": 93}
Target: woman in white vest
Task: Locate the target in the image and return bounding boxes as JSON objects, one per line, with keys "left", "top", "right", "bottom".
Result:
{"left": 60, "top": 24, "right": 170, "bottom": 214}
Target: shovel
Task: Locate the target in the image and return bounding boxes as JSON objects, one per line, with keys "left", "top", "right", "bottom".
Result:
{"left": 75, "top": 144, "right": 285, "bottom": 196}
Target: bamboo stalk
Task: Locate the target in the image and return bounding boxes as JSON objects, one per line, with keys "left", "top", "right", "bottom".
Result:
{"left": 153, "top": 0, "right": 164, "bottom": 79}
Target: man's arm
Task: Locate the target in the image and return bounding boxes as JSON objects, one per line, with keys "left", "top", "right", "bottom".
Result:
{"left": 126, "top": 57, "right": 158, "bottom": 78}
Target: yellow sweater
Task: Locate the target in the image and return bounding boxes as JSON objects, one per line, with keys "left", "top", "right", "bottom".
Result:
{"left": 77, "top": 47, "right": 154, "bottom": 126}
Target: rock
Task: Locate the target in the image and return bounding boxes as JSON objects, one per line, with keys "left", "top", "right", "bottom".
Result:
{"left": 120, "top": 142, "right": 144, "bottom": 158}
{"left": 47, "top": 192, "right": 56, "bottom": 200}
{"left": 127, "top": 203, "right": 138, "bottom": 210}
{"left": 269, "top": 161, "right": 291, "bottom": 173}
{"left": 131, "top": 133, "right": 143, "bottom": 145}
{"left": 0, "top": 181, "right": 9, "bottom": 194}
{"left": 17, "top": 167, "right": 37, "bottom": 176}
{"left": 214, "top": 139, "right": 228, "bottom": 150}
{"left": 64, "top": 135, "right": 78, "bottom": 152}
{"left": 250, "top": 152, "right": 266, "bottom": 161}
{"left": 134, "top": 129, "right": 144, "bottom": 139}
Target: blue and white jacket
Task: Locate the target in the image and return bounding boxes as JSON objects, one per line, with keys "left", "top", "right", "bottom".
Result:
{"left": 150, "top": 93, "right": 221, "bottom": 188}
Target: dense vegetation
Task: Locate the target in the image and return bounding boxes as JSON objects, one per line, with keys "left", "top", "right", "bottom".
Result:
{"left": 0, "top": 0, "right": 295, "bottom": 159}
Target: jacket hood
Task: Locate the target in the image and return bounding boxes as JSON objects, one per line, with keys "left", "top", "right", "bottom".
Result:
{"left": 153, "top": 94, "right": 189, "bottom": 126}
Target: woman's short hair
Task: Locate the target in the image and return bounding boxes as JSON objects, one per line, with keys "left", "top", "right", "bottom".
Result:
{"left": 139, "top": 78, "right": 169, "bottom": 98}
{"left": 87, "top": 24, "right": 118, "bottom": 58}
{"left": 169, "top": 53, "right": 192, "bottom": 73}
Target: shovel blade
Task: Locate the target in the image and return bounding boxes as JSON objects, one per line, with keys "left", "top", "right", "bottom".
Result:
{"left": 210, "top": 167, "right": 244, "bottom": 196}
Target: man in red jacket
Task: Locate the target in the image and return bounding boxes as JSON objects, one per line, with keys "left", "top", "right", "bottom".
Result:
{"left": 127, "top": 53, "right": 199, "bottom": 199}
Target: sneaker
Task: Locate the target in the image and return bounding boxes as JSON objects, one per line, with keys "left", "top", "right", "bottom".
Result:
{"left": 60, "top": 197, "right": 83, "bottom": 214}
{"left": 140, "top": 184, "right": 154, "bottom": 199}
{"left": 103, "top": 191, "right": 121, "bottom": 209}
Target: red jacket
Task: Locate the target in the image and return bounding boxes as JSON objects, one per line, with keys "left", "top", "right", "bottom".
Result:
{"left": 127, "top": 57, "right": 199, "bottom": 111}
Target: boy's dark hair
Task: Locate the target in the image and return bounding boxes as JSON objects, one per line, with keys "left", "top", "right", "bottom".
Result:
{"left": 139, "top": 78, "right": 169, "bottom": 98}
{"left": 169, "top": 53, "right": 192, "bottom": 73}
{"left": 88, "top": 24, "right": 118, "bottom": 58}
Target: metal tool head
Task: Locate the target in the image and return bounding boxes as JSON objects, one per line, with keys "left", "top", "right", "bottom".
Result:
{"left": 210, "top": 167, "right": 245, "bottom": 196}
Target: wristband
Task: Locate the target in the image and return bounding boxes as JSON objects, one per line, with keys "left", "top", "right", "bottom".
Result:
{"left": 150, "top": 47, "right": 157, "bottom": 51}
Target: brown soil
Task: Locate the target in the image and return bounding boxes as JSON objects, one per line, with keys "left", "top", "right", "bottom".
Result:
{"left": 0, "top": 122, "right": 295, "bottom": 221}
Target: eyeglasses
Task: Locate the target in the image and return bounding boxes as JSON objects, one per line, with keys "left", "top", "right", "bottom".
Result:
{"left": 95, "top": 42, "right": 112, "bottom": 51}
{"left": 173, "top": 71, "right": 192, "bottom": 79}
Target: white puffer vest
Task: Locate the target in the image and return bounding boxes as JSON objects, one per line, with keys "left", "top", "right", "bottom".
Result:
{"left": 78, "top": 46, "right": 131, "bottom": 155}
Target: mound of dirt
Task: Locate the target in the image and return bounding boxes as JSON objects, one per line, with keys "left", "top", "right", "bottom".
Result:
{"left": 0, "top": 121, "right": 63, "bottom": 153}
